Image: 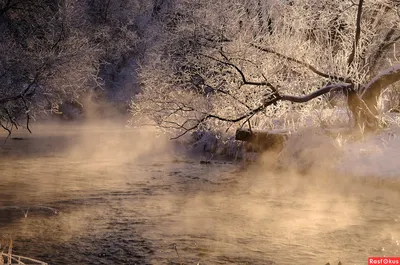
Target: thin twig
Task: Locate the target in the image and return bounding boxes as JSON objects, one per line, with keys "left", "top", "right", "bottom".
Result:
{"left": 239, "top": 111, "right": 256, "bottom": 131}
{"left": 173, "top": 244, "right": 183, "bottom": 265}
{"left": 0, "top": 121, "right": 11, "bottom": 141}
{"left": 5, "top": 108, "right": 18, "bottom": 130}
{"left": 26, "top": 113, "right": 32, "bottom": 133}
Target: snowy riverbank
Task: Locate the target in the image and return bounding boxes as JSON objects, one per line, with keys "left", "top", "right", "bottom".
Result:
{"left": 337, "top": 127, "right": 400, "bottom": 179}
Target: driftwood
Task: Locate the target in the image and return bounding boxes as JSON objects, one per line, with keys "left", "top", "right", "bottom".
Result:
{"left": 235, "top": 128, "right": 289, "bottom": 152}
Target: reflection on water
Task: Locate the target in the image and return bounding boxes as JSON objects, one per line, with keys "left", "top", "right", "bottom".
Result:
{"left": 0, "top": 123, "right": 399, "bottom": 265}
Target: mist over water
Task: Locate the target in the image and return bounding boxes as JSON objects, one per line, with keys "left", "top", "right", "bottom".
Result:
{"left": 0, "top": 121, "right": 399, "bottom": 265}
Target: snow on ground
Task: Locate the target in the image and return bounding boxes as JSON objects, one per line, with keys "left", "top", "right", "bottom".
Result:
{"left": 279, "top": 108, "right": 400, "bottom": 179}
{"left": 336, "top": 127, "right": 400, "bottom": 179}
{"left": 273, "top": 108, "right": 400, "bottom": 179}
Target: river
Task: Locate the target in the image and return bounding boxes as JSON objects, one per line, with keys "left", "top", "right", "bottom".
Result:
{"left": 0, "top": 122, "right": 399, "bottom": 265}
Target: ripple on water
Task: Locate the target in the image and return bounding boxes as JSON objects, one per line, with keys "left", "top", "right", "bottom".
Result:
{"left": 1, "top": 126, "right": 400, "bottom": 265}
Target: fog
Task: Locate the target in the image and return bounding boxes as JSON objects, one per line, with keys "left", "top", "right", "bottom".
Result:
{"left": 0, "top": 118, "right": 399, "bottom": 264}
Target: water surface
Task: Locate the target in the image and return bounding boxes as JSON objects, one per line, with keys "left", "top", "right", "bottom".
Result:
{"left": 0, "top": 123, "right": 399, "bottom": 265}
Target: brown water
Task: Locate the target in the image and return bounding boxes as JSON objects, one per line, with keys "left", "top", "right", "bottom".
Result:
{"left": 0, "top": 123, "right": 399, "bottom": 265}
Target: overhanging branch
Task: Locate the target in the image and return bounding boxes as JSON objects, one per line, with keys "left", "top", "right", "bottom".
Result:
{"left": 361, "top": 64, "right": 400, "bottom": 100}
{"left": 0, "top": 79, "right": 37, "bottom": 136}
{"left": 280, "top": 84, "right": 353, "bottom": 103}
{"left": 169, "top": 83, "right": 353, "bottom": 139}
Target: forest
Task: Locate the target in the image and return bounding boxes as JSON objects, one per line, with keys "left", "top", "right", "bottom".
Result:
{"left": 1, "top": 0, "right": 400, "bottom": 152}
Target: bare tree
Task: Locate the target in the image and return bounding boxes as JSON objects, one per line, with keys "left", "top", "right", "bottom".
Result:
{"left": 132, "top": 0, "right": 400, "bottom": 139}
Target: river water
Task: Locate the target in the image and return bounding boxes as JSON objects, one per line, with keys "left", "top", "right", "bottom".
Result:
{"left": 0, "top": 123, "right": 399, "bottom": 265}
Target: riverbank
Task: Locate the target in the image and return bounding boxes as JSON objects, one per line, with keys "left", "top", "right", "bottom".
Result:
{"left": 3, "top": 117, "right": 400, "bottom": 180}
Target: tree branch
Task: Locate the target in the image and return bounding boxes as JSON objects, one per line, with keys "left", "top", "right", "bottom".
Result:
{"left": 361, "top": 64, "right": 400, "bottom": 101}
{"left": 276, "top": 84, "right": 352, "bottom": 103}
{"left": 369, "top": 28, "right": 398, "bottom": 73}
{"left": 0, "top": 121, "right": 12, "bottom": 141}
{"left": 347, "top": 0, "right": 364, "bottom": 67}
{"left": 169, "top": 83, "right": 353, "bottom": 139}
{"left": 212, "top": 86, "right": 253, "bottom": 110}
{"left": 0, "top": 79, "right": 37, "bottom": 136}
{"left": 381, "top": 34, "right": 400, "bottom": 52}
{"left": 200, "top": 53, "right": 278, "bottom": 91}
{"left": 0, "top": 77, "right": 37, "bottom": 104}
{"left": 345, "top": 64, "right": 400, "bottom": 129}
{"left": 251, "top": 44, "right": 351, "bottom": 82}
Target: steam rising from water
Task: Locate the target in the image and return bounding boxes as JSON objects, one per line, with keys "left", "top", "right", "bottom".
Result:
{"left": 0, "top": 119, "right": 400, "bottom": 264}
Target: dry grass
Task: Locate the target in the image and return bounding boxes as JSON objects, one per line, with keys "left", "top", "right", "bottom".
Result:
{"left": 0, "top": 206, "right": 59, "bottom": 265}
{"left": 0, "top": 238, "right": 47, "bottom": 265}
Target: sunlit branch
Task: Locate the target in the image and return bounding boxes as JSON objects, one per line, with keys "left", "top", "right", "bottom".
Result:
{"left": 169, "top": 83, "right": 353, "bottom": 139}
{"left": 251, "top": 43, "right": 351, "bottom": 83}
{"left": 200, "top": 53, "right": 278, "bottom": 91}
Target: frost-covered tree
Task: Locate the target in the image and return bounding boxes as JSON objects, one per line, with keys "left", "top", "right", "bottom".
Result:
{"left": 132, "top": 0, "right": 400, "bottom": 138}
{"left": 0, "top": 0, "right": 157, "bottom": 134}
{"left": 0, "top": 0, "right": 101, "bottom": 132}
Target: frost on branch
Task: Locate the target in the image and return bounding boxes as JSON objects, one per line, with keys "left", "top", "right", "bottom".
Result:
{"left": 132, "top": 0, "right": 400, "bottom": 140}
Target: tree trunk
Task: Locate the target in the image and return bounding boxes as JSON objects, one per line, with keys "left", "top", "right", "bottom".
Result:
{"left": 349, "top": 64, "right": 400, "bottom": 130}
